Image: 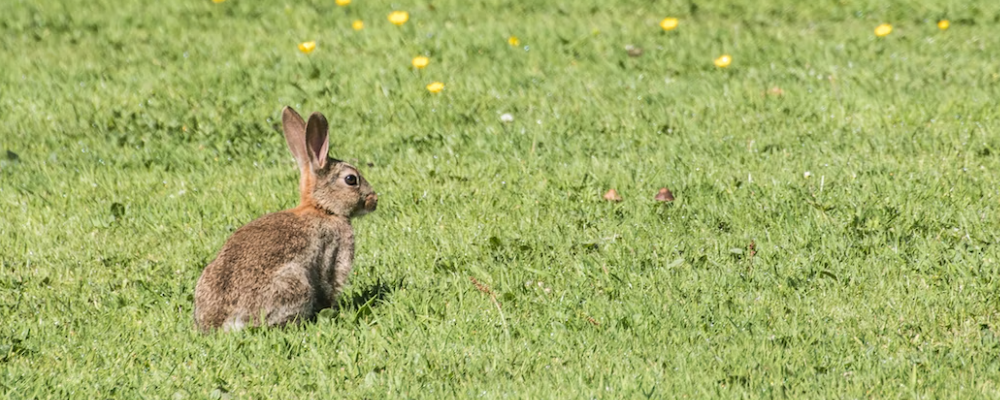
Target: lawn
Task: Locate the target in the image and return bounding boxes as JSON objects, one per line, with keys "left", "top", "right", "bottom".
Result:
{"left": 3, "top": 0, "right": 1000, "bottom": 397}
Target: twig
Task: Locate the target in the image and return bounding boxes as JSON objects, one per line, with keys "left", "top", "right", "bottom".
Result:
{"left": 470, "top": 277, "right": 510, "bottom": 341}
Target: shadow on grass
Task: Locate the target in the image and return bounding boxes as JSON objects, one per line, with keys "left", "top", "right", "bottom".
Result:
{"left": 199, "top": 278, "right": 404, "bottom": 334}
{"left": 335, "top": 278, "right": 404, "bottom": 321}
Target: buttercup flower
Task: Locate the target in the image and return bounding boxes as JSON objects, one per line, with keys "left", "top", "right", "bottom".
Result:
{"left": 508, "top": 36, "right": 520, "bottom": 46}
{"left": 714, "top": 54, "right": 732, "bottom": 68}
{"left": 937, "top": 20, "right": 949, "bottom": 30}
{"left": 426, "top": 82, "right": 444, "bottom": 93}
{"left": 874, "top": 23, "right": 892, "bottom": 37}
{"left": 335, "top": 0, "right": 350, "bottom": 6}
{"left": 298, "top": 41, "right": 316, "bottom": 54}
{"left": 660, "top": 17, "right": 679, "bottom": 31}
{"left": 352, "top": 20, "right": 364, "bottom": 31}
{"left": 412, "top": 56, "right": 429, "bottom": 69}
{"left": 388, "top": 11, "right": 409, "bottom": 26}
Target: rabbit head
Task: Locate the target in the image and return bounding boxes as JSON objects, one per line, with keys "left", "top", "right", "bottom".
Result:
{"left": 282, "top": 107, "right": 377, "bottom": 218}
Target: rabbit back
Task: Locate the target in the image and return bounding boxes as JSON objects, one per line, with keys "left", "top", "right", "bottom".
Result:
{"left": 194, "top": 210, "right": 352, "bottom": 331}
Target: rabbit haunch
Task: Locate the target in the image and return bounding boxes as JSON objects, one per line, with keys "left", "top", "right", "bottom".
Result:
{"left": 193, "top": 107, "right": 377, "bottom": 332}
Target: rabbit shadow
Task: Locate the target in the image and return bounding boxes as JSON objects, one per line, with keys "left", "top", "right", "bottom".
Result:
{"left": 221, "top": 278, "right": 403, "bottom": 333}
{"left": 338, "top": 278, "right": 403, "bottom": 313}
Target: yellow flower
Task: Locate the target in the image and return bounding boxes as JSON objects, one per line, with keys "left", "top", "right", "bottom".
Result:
{"left": 426, "top": 81, "right": 444, "bottom": 93}
{"left": 298, "top": 41, "right": 316, "bottom": 54}
{"left": 508, "top": 36, "right": 520, "bottom": 46}
{"left": 388, "top": 11, "right": 409, "bottom": 26}
{"left": 937, "top": 20, "right": 949, "bottom": 30}
{"left": 412, "top": 56, "right": 429, "bottom": 69}
{"left": 660, "top": 17, "right": 679, "bottom": 31}
{"left": 212, "top": 0, "right": 225, "bottom": 3}
{"left": 874, "top": 23, "right": 892, "bottom": 37}
{"left": 714, "top": 54, "right": 732, "bottom": 68}
{"left": 352, "top": 20, "right": 364, "bottom": 31}
{"left": 335, "top": 0, "right": 350, "bottom": 6}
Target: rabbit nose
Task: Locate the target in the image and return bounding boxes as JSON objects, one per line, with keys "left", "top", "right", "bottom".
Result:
{"left": 365, "top": 193, "right": 378, "bottom": 211}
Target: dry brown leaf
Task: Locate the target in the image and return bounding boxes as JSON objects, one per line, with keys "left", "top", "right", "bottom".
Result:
{"left": 654, "top": 187, "right": 674, "bottom": 202}
{"left": 603, "top": 189, "right": 622, "bottom": 202}
{"left": 625, "top": 44, "right": 643, "bottom": 58}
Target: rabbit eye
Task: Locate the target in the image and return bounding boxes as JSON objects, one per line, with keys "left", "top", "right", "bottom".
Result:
{"left": 344, "top": 174, "right": 358, "bottom": 186}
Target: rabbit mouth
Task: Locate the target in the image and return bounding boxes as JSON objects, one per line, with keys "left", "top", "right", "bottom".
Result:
{"left": 359, "top": 193, "right": 378, "bottom": 215}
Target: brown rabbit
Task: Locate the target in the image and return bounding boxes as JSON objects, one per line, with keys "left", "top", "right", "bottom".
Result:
{"left": 193, "top": 107, "right": 378, "bottom": 332}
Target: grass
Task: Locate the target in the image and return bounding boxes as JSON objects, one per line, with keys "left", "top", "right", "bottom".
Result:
{"left": 3, "top": 0, "right": 1000, "bottom": 397}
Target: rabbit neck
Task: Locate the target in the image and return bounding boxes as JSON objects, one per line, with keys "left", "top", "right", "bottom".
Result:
{"left": 289, "top": 203, "right": 352, "bottom": 224}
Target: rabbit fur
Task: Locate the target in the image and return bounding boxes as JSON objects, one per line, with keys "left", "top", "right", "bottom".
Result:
{"left": 193, "top": 107, "right": 378, "bottom": 332}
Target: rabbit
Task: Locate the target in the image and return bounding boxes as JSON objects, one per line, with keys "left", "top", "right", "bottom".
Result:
{"left": 193, "top": 107, "right": 378, "bottom": 332}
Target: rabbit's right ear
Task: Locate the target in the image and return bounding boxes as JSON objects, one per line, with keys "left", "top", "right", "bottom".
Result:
{"left": 305, "top": 112, "right": 330, "bottom": 170}
{"left": 282, "top": 106, "right": 308, "bottom": 168}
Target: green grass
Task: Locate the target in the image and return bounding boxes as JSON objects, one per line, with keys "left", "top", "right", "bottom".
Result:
{"left": 3, "top": 0, "right": 1000, "bottom": 397}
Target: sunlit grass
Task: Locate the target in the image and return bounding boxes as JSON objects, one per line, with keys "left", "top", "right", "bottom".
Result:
{"left": 2, "top": 0, "right": 1000, "bottom": 398}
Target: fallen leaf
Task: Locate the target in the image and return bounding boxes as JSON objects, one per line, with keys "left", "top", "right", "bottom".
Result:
{"left": 603, "top": 189, "right": 622, "bottom": 202}
{"left": 654, "top": 187, "right": 674, "bottom": 202}
{"left": 625, "top": 44, "right": 643, "bottom": 58}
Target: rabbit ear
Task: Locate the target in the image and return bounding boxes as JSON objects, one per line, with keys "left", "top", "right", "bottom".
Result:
{"left": 305, "top": 112, "right": 330, "bottom": 169}
{"left": 281, "top": 107, "right": 308, "bottom": 168}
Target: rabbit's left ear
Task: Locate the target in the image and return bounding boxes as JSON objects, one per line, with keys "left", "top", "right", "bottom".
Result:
{"left": 282, "top": 106, "right": 308, "bottom": 168}
{"left": 305, "top": 112, "right": 330, "bottom": 170}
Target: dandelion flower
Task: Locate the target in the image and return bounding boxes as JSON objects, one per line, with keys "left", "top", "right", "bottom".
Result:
{"left": 714, "top": 54, "right": 732, "bottom": 68}
{"left": 874, "top": 23, "right": 892, "bottom": 37}
{"left": 660, "top": 17, "right": 679, "bottom": 31}
{"left": 426, "top": 81, "right": 444, "bottom": 93}
{"left": 937, "top": 20, "right": 949, "bottom": 30}
{"left": 298, "top": 41, "right": 316, "bottom": 54}
{"left": 412, "top": 56, "right": 429, "bottom": 69}
{"left": 335, "top": 0, "right": 350, "bottom": 5}
{"left": 352, "top": 20, "right": 364, "bottom": 31}
{"left": 212, "top": 0, "right": 225, "bottom": 3}
{"left": 508, "top": 36, "right": 520, "bottom": 46}
{"left": 388, "top": 11, "right": 409, "bottom": 26}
